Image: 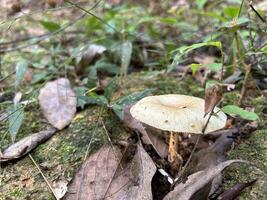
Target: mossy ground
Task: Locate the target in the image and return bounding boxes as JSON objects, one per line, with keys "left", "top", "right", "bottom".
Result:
{"left": 0, "top": 72, "right": 266, "bottom": 199}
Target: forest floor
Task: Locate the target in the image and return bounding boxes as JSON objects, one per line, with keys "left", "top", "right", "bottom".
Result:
{"left": 0, "top": 1, "right": 267, "bottom": 200}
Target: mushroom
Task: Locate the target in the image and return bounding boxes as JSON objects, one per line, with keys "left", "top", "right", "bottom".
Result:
{"left": 130, "top": 94, "right": 227, "bottom": 169}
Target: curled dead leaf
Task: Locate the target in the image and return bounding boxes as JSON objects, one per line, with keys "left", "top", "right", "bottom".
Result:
{"left": 163, "top": 160, "right": 249, "bottom": 200}
{"left": 123, "top": 105, "right": 168, "bottom": 158}
{"left": 75, "top": 44, "right": 106, "bottom": 75}
{"left": 204, "top": 84, "right": 222, "bottom": 117}
{"left": 0, "top": 128, "right": 57, "bottom": 162}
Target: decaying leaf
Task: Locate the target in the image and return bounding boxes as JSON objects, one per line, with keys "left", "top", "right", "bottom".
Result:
{"left": 0, "top": 128, "right": 57, "bottom": 162}
{"left": 204, "top": 84, "right": 222, "bottom": 117}
{"left": 75, "top": 44, "right": 107, "bottom": 75}
{"left": 217, "top": 179, "right": 257, "bottom": 200}
{"left": 63, "top": 146, "right": 122, "bottom": 200}
{"left": 64, "top": 144, "right": 156, "bottom": 200}
{"left": 38, "top": 78, "right": 77, "bottom": 130}
{"left": 123, "top": 105, "right": 168, "bottom": 158}
{"left": 53, "top": 178, "right": 69, "bottom": 199}
{"left": 195, "top": 67, "right": 209, "bottom": 85}
{"left": 163, "top": 160, "right": 249, "bottom": 200}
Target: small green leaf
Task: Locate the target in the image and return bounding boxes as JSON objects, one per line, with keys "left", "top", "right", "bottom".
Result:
{"left": 205, "top": 80, "right": 220, "bottom": 91}
{"left": 40, "top": 21, "right": 61, "bottom": 32}
{"left": 159, "top": 17, "right": 177, "bottom": 25}
{"left": 74, "top": 87, "right": 88, "bottom": 109}
{"left": 104, "top": 77, "right": 118, "bottom": 101}
{"left": 15, "top": 60, "right": 28, "bottom": 89}
{"left": 121, "top": 41, "right": 133, "bottom": 77}
{"left": 115, "top": 89, "right": 155, "bottom": 106}
{"left": 221, "top": 17, "right": 249, "bottom": 29}
{"left": 112, "top": 104, "right": 124, "bottom": 120}
{"left": 196, "top": 0, "right": 207, "bottom": 9}
{"left": 224, "top": 6, "right": 239, "bottom": 18}
{"left": 190, "top": 63, "right": 201, "bottom": 76}
{"left": 9, "top": 103, "right": 24, "bottom": 142}
{"left": 31, "top": 72, "right": 49, "bottom": 84}
{"left": 205, "top": 63, "right": 222, "bottom": 72}
{"left": 78, "top": 92, "right": 108, "bottom": 107}
{"left": 169, "top": 41, "right": 222, "bottom": 72}
{"left": 198, "top": 11, "right": 227, "bottom": 22}
{"left": 222, "top": 105, "right": 259, "bottom": 121}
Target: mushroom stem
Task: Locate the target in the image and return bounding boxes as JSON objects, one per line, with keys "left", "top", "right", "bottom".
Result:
{"left": 168, "top": 132, "right": 183, "bottom": 168}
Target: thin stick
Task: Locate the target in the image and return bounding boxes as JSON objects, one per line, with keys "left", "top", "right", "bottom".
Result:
{"left": 0, "top": 13, "right": 86, "bottom": 53}
{"left": 174, "top": 106, "right": 216, "bottom": 185}
{"left": 238, "top": 64, "right": 251, "bottom": 105}
{"left": 237, "top": 0, "right": 245, "bottom": 18}
{"left": 249, "top": 1, "right": 266, "bottom": 23}
{"left": 28, "top": 154, "right": 59, "bottom": 200}
{"left": 100, "top": 118, "right": 123, "bottom": 169}
{"left": 64, "top": 0, "right": 119, "bottom": 34}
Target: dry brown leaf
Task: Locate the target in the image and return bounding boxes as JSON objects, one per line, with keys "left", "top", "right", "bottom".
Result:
{"left": 53, "top": 178, "right": 68, "bottom": 199}
{"left": 64, "top": 144, "right": 156, "bottom": 200}
{"left": 163, "top": 160, "right": 249, "bottom": 200}
{"left": 193, "top": 54, "right": 215, "bottom": 65}
{"left": 217, "top": 179, "right": 257, "bottom": 200}
{"left": 63, "top": 146, "right": 122, "bottom": 200}
{"left": 204, "top": 84, "right": 222, "bottom": 117}
{"left": 0, "top": 128, "right": 57, "bottom": 162}
{"left": 123, "top": 105, "right": 168, "bottom": 158}
{"left": 38, "top": 78, "right": 77, "bottom": 130}
{"left": 195, "top": 67, "right": 209, "bottom": 85}
{"left": 75, "top": 44, "right": 107, "bottom": 75}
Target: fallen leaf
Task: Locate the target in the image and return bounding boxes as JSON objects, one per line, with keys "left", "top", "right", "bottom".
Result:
{"left": 0, "top": 128, "right": 57, "bottom": 162}
{"left": 163, "top": 160, "right": 249, "bottom": 200}
{"left": 204, "top": 84, "right": 222, "bottom": 117}
{"left": 53, "top": 178, "right": 68, "bottom": 199}
{"left": 193, "top": 54, "right": 215, "bottom": 65}
{"left": 217, "top": 179, "right": 257, "bottom": 200}
{"left": 64, "top": 144, "right": 156, "bottom": 200}
{"left": 195, "top": 67, "right": 209, "bottom": 85}
{"left": 63, "top": 146, "right": 123, "bottom": 200}
{"left": 107, "top": 144, "right": 156, "bottom": 200}
{"left": 38, "top": 78, "right": 77, "bottom": 130}
{"left": 223, "top": 69, "right": 241, "bottom": 84}
{"left": 75, "top": 44, "right": 106, "bottom": 75}
{"left": 123, "top": 105, "right": 168, "bottom": 158}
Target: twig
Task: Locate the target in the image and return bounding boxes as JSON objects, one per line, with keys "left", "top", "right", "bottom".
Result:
{"left": 28, "top": 153, "right": 59, "bottom": 200}
{"left": 237, "top": 0, "right": 245, "bottom": 18}
{"left": 64, "top": 0, "right": 119, "bottom": 34}
{"left": 238, "top": 64, "right": 251, "bottom": 105}
{"left": 174, "top": 106, "right": 216, "bottom": 185}
{"left": 100, "top": 118, "right": 123, "bottom": 169}
{"left": 0, "top": 70, "right": 16, "bottom": 83}
{"left": 249, "top": 1, "right": 266, "bottom": 23}
{"left": 0, "top": 13, "right": 86, "bottom": 53}
{"left": 0, "top": 4, "right": 81, "bottom": 26}
{"left": 0, "top": 55, "right": 2, "bottom": 79}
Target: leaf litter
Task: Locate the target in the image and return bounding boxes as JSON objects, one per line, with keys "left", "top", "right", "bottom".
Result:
{"left": 38, "top": 78, "right": 77, "bottom": 130}
{"left": 63, "top": 143, "right": 156, "bottom": 200}
{"left": 0, "top": 127, "right": 57, "bottom": 162}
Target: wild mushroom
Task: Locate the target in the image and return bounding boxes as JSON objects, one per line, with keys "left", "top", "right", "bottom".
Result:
{"left": 130, "top": 94, "right": 227, "bottom": 169}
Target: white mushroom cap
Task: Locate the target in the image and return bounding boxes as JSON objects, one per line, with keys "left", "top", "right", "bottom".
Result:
{"left": 130, "top": 94, "right": 227, "bottom": 134}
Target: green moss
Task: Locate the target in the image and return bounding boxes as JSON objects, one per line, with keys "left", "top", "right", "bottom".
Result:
{"left": 225, "top": 130, "right": 267, "bottom": 199}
